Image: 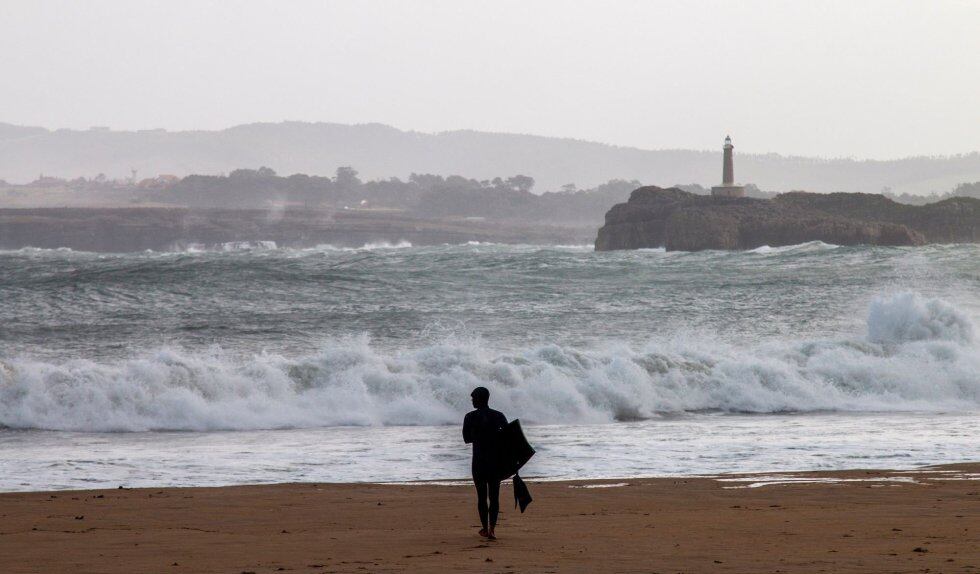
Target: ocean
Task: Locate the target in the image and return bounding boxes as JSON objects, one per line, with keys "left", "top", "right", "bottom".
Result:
{"left": 1, "top": 241, "right": 978, "bottom": 491}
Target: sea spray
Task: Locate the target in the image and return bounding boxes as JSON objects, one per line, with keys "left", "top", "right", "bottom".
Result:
{"left": 1, "top": 292, "right": 976, "bottom": 432}
{"left": 868, "top": 291, "right": 974, "bottom": 344}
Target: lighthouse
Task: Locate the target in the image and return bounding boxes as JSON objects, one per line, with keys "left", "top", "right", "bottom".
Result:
{"left": 711, "top": 135, "right": 745, "bottom": 197}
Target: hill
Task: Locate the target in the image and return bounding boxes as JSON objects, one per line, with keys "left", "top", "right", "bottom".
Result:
{"left": 1, "top": 122, "right": 979, "bottom": 194}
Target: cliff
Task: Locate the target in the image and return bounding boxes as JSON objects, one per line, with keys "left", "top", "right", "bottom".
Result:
{"left": 595, "top": 187, "right": 980, "bottom": 251}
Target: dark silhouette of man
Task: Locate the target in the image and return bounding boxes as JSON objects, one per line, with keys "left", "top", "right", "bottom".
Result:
{"left": 462, "top": 386, "right": 507, "bottom": 539}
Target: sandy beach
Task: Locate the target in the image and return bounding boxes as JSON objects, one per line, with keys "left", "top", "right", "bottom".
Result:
{"left": 0, "top": 464, "right": 977, "bottom": 574}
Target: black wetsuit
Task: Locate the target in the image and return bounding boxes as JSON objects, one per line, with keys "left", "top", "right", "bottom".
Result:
{"left": 462, "top": 406, "right": 508, "bottom": 530}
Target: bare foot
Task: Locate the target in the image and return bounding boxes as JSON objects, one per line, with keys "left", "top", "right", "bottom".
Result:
{"left": 487, "top": 528, "right": 496, "bottom": 540}
{"left": 478, "top": 528, "right": 489, "bottom": 538}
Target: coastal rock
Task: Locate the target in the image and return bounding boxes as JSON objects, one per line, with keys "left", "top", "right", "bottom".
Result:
{"left": 595, "top": 186, "right": 978, "bottom": 251}
{"left": 774, "top": 192, "right": 980, "bottom": 244}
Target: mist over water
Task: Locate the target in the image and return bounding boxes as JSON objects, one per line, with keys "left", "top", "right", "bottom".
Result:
{"left": 1, "top": 242, "right": 978, "bottom": 489}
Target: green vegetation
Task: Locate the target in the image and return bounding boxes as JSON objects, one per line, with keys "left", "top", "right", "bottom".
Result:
{"left": 154, "top": 167, "right": 641, "bottom": 225}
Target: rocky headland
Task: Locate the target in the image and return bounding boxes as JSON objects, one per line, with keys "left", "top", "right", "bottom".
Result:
{"left": 595, "top": 187, "right": 980, "bottom": 251}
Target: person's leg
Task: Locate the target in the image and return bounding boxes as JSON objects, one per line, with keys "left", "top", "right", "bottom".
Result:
{"left": 487, "top": 479, "right": 501, "bottom": 536}
{"left": 473, "top": 477, "right": 489, "bottom": 533}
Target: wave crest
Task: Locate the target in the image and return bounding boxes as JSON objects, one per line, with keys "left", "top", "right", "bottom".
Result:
{"left": 1, "top": 293, "right": 977, "bottom": 432}
{"left": 868, "top": 292, "right": 974, "bottom": 344}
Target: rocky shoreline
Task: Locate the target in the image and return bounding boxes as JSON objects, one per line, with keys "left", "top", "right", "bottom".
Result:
{"left": 595, "top": 187, "right": 980, "bottom": 251}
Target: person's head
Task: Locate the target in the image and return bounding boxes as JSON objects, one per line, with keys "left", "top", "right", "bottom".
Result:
{"left": 470, "top": 386, "right": 490, "bottom": 408}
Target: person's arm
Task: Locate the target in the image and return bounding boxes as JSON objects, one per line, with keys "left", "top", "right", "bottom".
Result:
{"left": 463, "top": 413, "right": 473, "bottom": 444}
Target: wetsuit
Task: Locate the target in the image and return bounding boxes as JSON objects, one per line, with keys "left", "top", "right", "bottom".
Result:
{"left": 462, "top": 406, "right": 508, "bottom": 530}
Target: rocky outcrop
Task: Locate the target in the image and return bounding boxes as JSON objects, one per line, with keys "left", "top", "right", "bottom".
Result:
{"left": 773, "top": 192, "right": 980, "bottom": 244}
{"left": 595, "top": 187, "right": 978, "bottom": 251}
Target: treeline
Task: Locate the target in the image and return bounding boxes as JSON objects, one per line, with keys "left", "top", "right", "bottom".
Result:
{"left": 154, "top": 167, "right": 641, "bottom": 225}
{"left": 885, "top": 182, "right": 980, "bottom": 205}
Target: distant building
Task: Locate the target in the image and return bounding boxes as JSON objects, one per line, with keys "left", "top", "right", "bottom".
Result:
{"left": 711, "top": 135, "right": 745, "bottom": 198}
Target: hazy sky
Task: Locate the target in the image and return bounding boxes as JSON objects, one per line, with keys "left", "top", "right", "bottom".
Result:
{"left": 2, "top": 0, "right": 978, "bottom": 158}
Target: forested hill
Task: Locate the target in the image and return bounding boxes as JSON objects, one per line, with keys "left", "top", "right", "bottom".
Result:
{"left": 2, "top": 121, "right": 979, "bottom": 195}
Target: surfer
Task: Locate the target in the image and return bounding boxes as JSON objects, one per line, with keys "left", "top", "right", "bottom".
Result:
{"left": 462, "top": 386, "right": 508, "bottom": 539}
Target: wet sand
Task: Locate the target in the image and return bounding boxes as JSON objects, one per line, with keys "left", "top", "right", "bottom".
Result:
{"left": 0, "top": 464, "right": 977, "bottom": 574}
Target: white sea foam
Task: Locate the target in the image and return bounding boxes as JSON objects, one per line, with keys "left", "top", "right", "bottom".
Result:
{"left": 536, "top": 244, "right": 595, "bottom": 251}
{"left": 868, "top": 292, "right": 974, "bottom": 344}
{"left": 360, "top": 240, "right": 413, "bottom": 250}
{"left": 306, "top": 240, "right": 413, "bottom": 252}
{"left": 747, "top": 241, "right": 839, "bottom": 255}
{"left": 457, "top": 242, "right": 593, "bottom": 251}
{"left": 0, "top": 246, "right": 79, "bottom": 255}
{"left": 173, "top": 240, "right": 279, "bottom": 253}
{"left": 219, "top": 240, "right": 278, "bottom": 251}
{"left": 0, "top": 292, "right": 977, "bottom": 432}
{"left": 162, "top": 240, "right": 411, "bottom": 254}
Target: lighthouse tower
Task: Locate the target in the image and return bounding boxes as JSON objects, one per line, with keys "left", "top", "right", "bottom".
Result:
{"left": 711, "top": 135, "right": 745, "bottom": 197}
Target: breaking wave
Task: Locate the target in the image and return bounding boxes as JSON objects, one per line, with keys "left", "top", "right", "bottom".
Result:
{"left": 171, "top": 240, "right": 413, "bottom": 253}
{"left": 305, "top": 240, "right": 414, "bottom": 251}
{"left": 747, "top": 241, "right": 839, "bottom": 255}
{"left": 1, "top": 292, "right": 977, "bottom": 432}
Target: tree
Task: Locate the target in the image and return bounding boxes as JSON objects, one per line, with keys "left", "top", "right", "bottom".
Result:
{"left": 409, "top": 173, "right": 445, "bottom": 189}
{"left": 951, "top": 181, "right": 980, "bottom": 199}
{"left": 229, "top": 168, "right": 260, "bottom": 179}
{"left": 505, "top": 175, "right": 535, "bottom": 193}
{"left": 335, "top": 166, "right": 361, "bottom": 189}
{"left": 445, "top": 175, "right": 481, "bottom": 191}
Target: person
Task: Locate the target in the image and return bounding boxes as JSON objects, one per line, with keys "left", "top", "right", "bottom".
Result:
{"left": 462, "top": 386, "right": 508, "bottom": 539}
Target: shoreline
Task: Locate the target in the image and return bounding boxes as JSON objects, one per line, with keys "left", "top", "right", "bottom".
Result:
{"left": 2, "top": 463, "right": 977, "bottom": 573}
{"left": 0, "top": 207, "right": 596, "bottom": 252}
{"left": 5, "top": 461, "right": 976, "bottom": 494}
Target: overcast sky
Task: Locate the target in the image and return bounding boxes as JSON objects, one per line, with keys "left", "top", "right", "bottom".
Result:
{"left": 2, "top": 0, "right": 978, "bottom": 158}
